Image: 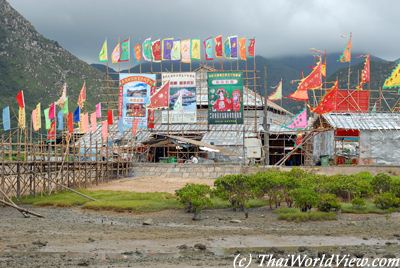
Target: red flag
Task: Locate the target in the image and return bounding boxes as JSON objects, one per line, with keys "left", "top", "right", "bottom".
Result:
{"left": 107, "top": 109, "right": 113, "bottom": 125}
{"left": 359, "top": 54, "right": 370, "bottom": 89}
{"left": 248, "top": 38, "right": 255, "bottom": 57}
{"left": 297, "top": 61, "right": 322, "bottom": 91}
{"left": 67, "top": 112, "right": 74, "bottom": 133}
{"left": 147, "top": 109, "right": 155, "bottom": 129}
{"left": 47, "top": 121, "right": 56, "bottom": 141}
{"left": 77, "top": 81, "right": 86, "bottom": 108}
{"left": 134, "top": 43, "right": 142, "bottom": 62}
{"left": 151, "top": 40, "right": 162, "bottom": 62}
{"left": 214, "top": 35, "right": 223, "bottom": 58}
{"left": 16, "top": 90, "right": 25, "bottom": 108}
{"left": 132, "top": 118, "right": 139, "bottom": 137}
{"left": 147, "top": 81, "right": 170, "bottom": 109}
{"left": 48, "top": 103, "right": 56, "bottom": 120}
{"left": 310, "top": 81, "right": 339, "bottom": 114}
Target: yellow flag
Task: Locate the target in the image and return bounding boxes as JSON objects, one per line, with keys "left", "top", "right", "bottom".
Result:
{"left": 18, "top": 107, "right": 26, "bottom": 129}
{"left": 33, "top": 103, "right": 41, "bottom": 131}
{"left": 383, "top": 63, "right": 400, "bottom": 89}
{"left": 191, "top": 39, "right": 200, "bottom": 60}
{"left": 99, "top": 39, "right": 108, "bottom": 62}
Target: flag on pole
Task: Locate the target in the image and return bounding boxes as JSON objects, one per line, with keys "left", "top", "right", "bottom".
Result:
{"left": 99, "top": 39, "right": 108, "bottom": 62}
{"left": 90, "top": 112, "right": 97, "bottom": 132}
{"left": 101, "top": 120, "right": 108, "bottom": 141}
{"left": 36, "top": 103, "right": 41, "bottom": 130}
{"left": 16, "top": 90, "right": 25, "bottom": 108}
{"left": 171, "top": 39, "right": 181, "bottom": 61}
{"left": 73, "top": 107, "right": 80, "bottom": 123}
{"left": 268, "top": 80, "right": 283, "bottom": 101}
{"left": 119, "top": 38, "right": 130, "bottom": 62}
{"left": 111, "top": 42, "right": 121, "bottom": 63}
{"left": 310, "top": 81, "right": 339, "bottom": 114}
{"left": 96, "top": 103, "right": 102, "bottom": 118}
{"left": 32, "top": 103, "right": 41, "bottom": 131}
{"left": 181, "top": 39, "right": 191, "bottom": 64}
{"left": 214, "top": 35, "right": 223, "bottom": 58}
{"left": 80, "top": 112, "right": 89, "bottom": 133}
{"left": 162, "top": 38, "right": 174, "bottom": 61}
{"left": 223, "top": 37, "right": 231, "bottom": 58}
{"left": 56, "top": 83, "right": 67, "bottom": 107}
{"left": 62, "top": 96, "right": 69, "bottom": 114}
{"left": 371, "top": 101, "right": 377, "bottom": 113}
{"left": 285, "top": 108, "right": 307, "bottom": 130}
{"left": 67, "top": 112, "right": 73, "bottom": 133}
{"left": 339, "top": 33, "right": 352, "bottom": 63}
{"left": 2, "top": 106, "right": 10, "bottom": 131}
{"left": 248, "top": 38, "right": 255, "bottom": 57}
{"left": 44, "top": 108, "right": 51, "bottom": 129}
{"left": 117, "top": 118, "right": 124, "bottom": 134}
{"left": 239, "top": 37, "right": 247, "bottom": 60}
{"left": 77, "top": 81, "right": 86, "bottom": 108}
{"left": 107, "top": 109, "right": 113, "bottom": 125}
{"left": 49, "top": 102, "right": 56, "bottom": 120}
{"left": 204, "top": 37, "right": 214, "bottom": 60}
{"left": 132, "top": 118, "right": 140, "bottom": 137}
{"left": 47, "top": 120, "right": 56, "bottom": 141}
{"left": 229, "top": 36, "right": 238, "bottom": 59}
{"left": 18, "top": 107, "right": 25, "bottom": 129}
{"left": 383, "top": 62, "right": 400, "bottom": 89}
{"left": 142, "top": 38, "right": 152, "bottom": 62}
{"left": 147, "top": 81, "right": 170, "bottom": 109}
{"left": 358, "top": 54, "right": 370, "bottom": 90}
{"left": 134, "top": 43, "right": 142, "bottom": 62}
{"left": 191, "top": 39, "right": 201, "bottom": 60}
{"left": 151, "top": 39, "right": 162, "bottom": 62}
{"left": 297, "top": 60, "right": 323, "bottom": 91}
{"left": 57, "top": 110, "right": 64, "bottom": 131}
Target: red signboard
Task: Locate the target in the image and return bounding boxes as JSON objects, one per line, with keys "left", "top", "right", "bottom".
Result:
{"left": 334, "top": 90, "right": 370, "bottom": 112}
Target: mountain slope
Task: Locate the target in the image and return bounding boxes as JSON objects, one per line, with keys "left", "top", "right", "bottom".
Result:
{"left": 0, "top": 0, "right": 104, "bottom": 117}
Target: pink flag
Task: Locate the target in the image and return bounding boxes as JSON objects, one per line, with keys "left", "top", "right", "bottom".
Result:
{"left": 80, "top": 112, "right": 89, "bottom": 133}
{"left": 90, "top": 112, "right": 97, "bottom": 132}
{"left": 48, "top": 103, "right": 56, "bottom": 120}
{"left": 96, "top": 103, "right": 102, "bottom": 118}
{"left": 101, "top": 120, "right": 108, "bottom": 141}
{"left": 286, "top": 108, "right": 307, "bottom": 129}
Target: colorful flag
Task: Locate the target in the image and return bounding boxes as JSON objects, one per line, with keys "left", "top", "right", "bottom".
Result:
{"left": 383, "top": 63, "right": 400, "bottom": 89}
{"left": 214, "top": 35, "right": 223, "bottom": 58}
{"left": 339, "top": 33, "right": 352, "bottom": 63}
{"left": 57, "top": 110, "right": 64, "bottom": 130}
{"left": 101, "top": 120, "right": 108, "bottom": 141}
{"left": 229, "top": 36, "right": 238, "bottom": 59}
{"left": 310, "top": 81, "right": 339, "bottom": 114}
{"left": 107, "top": 109, "right": 113, "bottom": 125}
{"left": 151, "top": 39, "right": 161, "bottom": 62}
{"left": 67, "top": 112, "right": 73, "bottom": 133}
{"left": 359, "top": 54, "right": 370, "bottom": 90}
{"left": 297, "top": 60, "right": 322, "bottom": 91}
{"left": 16, "top": 90, "right": 25, "bottom": 108}
{"left": 48, "top": 102, "right": 56, "bottom": 120}
{"left": 204, "top": 37, "right": 214, "bottom": 61}
{"left": 80, "top": 112, "right": 89, "bottom": 133}
{"left": 285, "top": 108, "right": 307, "bottom": 129}
{"left": 44, "top": 108, "right": 51, "bottom": 130}
{"left": 2, "top": 106, "right": 10, "bottom": 131}
{"left": 134, "top": 43, "right": 142, "bottom": 62}
{"left": 223, "top": 37, "right": 231, "bottom": 58}
{"left": 90, "top": 112, "right": 97, "bottom": 132}
{"left": 371, "top": 101, "right": 377, "bottom": 113}
{"left": 181, "top": 39, "right": 191, "bottom": 63}
{"left": 35, "top": 103, "right": 41, "bottom": 130}
{"left": 111, "top": 42, "right": 120, "bottom": 64}
{"left": 62, "top": 96, "right": 69, "bottom": 114}
{"left": 162, "top": 38, "right": 173, "bottom": 60}
{"left": 47, "top": 120, "right": 56, "bottom": 141}
{"left": 18, "top": 107, "right": 25, "bottom": 129}
{"left": 73, "top": 107, "right": 80, "bottom": 123}
{"left": 32, "top": 103, "right": 41, "bottom": 131}
{"left": 117, "top": 118, "right": 124, "bottom": 134}
{"left": 248, "top": 38, "right": 255, "bottom": 57}
{"left": 96, "top": 103, "right": 102, "bottom": 118}
{"left": 268, "top": 80, "right": 283, "bottom": 101}
{"left": 99, "top": 39, "right": 108, "bottom": 62}
{"left": 148, "top": 81, "right": 170, "bottom": 109}
{"left": 119, "top": 38, "right": 130, "bottom": 62}
{"left": 77, "top": 81, "right": 86, "bottom": 108}
{"left": 239, "top": 37, "right": 247, "bottom": 60}
{"left": 132, "top": 118, "right": 140, "bottom": 137}
{"left": 56, "top": 83, "right": 67, "bottom": 107}
{"left": 142, "top": 38, "right": 152, "bottom": 62}
{"left": 191, "top": 39, "right": 201, "bottom": 60}
{"left": 171, "top": 39, "right": 181, "bottom": 61}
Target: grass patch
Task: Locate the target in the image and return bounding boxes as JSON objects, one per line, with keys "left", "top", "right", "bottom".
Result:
{"left": 273, "top": 208, "right": 337, "bottom": 222}
{"left": 340, "top": 202, "right": 393, "bottom": 214}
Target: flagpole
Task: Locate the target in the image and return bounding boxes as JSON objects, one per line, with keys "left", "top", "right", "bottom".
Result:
{"left": 347, "top": 33, "right": 352, "bottom": 90}
{"left": 263, "top": 65, "right": 269, "bottom": 165}
{"left": 128, "top": 36, "right": 131, "bottom": 74}
{"left": 280, "top": 78, "right": 283, "bottom": 108}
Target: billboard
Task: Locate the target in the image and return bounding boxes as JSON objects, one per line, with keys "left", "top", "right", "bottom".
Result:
{"left": 119, "top": 73, "right": 156, "bottom": 129}
{"left": 161, "top": 72, "right": 197, "bottom": 124}
{"left": 207, "top": 72, "right": 243, "bottom": 124}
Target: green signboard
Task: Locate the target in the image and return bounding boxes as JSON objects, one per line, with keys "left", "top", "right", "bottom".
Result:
{"left": 207, "top": 72, "right": 243, "bottom": 124}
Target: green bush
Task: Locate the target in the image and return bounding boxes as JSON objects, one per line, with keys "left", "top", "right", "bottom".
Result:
{"left": 351, "top": 197, "right": 367, "bottom": 210}
{"left": 318, "top": 174, "right": 372, "bottom": 200}
{"left": 317, "top": 193, "right": 341, "bottom": 212}
{"left": 176, "top": 184, "right": 212, "bottom": 219}
{"left": 373, "top": 192, "right": 400, "bottom": 210}
{"left": 290, "top": 188, "right": 319, "bottom": 212}
{"left": 390, "top": 178, "right": 400, "bottom": 198}
{"left": 371, "top": 173, "right": 392, "bottom": 194}
{"left": 277, "top": 211, "right": 337, "bottom": 222}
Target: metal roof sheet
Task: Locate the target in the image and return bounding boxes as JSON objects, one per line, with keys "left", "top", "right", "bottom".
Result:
{"left": 322, "top": 113, "right": 400, "bottom": 130}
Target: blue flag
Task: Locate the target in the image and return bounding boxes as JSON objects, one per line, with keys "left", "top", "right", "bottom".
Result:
{"left": 2, "top": 106, "right": 10, "bottom": 131}
{"left": 229, "top": 36, "right": 238, "bottom": 59}
{"left": 73, "top": 107, "right": 80, "bottom": 123}
{"left": 204, "top": 37, "right": 214, "bottom": 60}
{"left": 57, "top": 110, "right": 64, "bottom": 130}
{"left": 223, "top": 37, "right": 231, "bottom": 58}
{"left": 118, "top": 118, "right": 124, "bottom": 134}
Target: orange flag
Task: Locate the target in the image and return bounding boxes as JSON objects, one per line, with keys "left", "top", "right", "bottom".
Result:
{"left": 101, "top": 120, "right": 108, "bottom": 141}
{"left": 239, "top": 37, "right": 247, "bottom": 60}
{"left": 310, "top": 81, "right": 338, "bottom": 114}
{"left": 339, "top": 33, "right": 352, "bottom": 63}
{"left": 90, "top": 112, "right": 97, "bottom": 132}
{"left": 77, "top": 81, "right": 86, "bottom": 108}
{"left": 80, "top": 112, "right": 89, "bottom": 133}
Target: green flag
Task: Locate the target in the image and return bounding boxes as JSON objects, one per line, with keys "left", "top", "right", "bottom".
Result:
{"left": 99, "top": 39, "right": 108, "bottom": 62}
{"left": 119, "top": 38, "right": 130, "bottom": 62}
{"left": 62, "top": 96, "right": 69, "bottom": 114}
{"left": 44, "top": 108, "right": 51, "bottom": 130}
{"left": 142, "top": 38, "right": 152, "bottom": 62}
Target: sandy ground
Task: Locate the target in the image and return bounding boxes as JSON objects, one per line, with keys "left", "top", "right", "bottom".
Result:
{"left": 89, "top": 176, "right": 215, "bottom": 194}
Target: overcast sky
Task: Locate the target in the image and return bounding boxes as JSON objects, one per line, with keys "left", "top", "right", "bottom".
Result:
{"left": 7, "top": 0, "right": 400, "bottom": 63}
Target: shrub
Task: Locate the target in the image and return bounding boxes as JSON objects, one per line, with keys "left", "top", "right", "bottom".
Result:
{"left": 317, "top": 193, "right": 341, "bottom": 212}
{"left": 351, "top": 197, "right": 366, "bottom": 210}
{"left": 371, "top": 173, "right": 392, "bottom": 194}
{"left": 277, "top": 211, "right": 337, "bottom": 222}
{"left": 290, "top": 188, "right": 319, "bottom": 212}
{"left": 373, "top": 192, "right": 400, "bottom": 210}
{"left": 318, "top": 175, "right": 372, "bottom": 200}
{"left": 176, "top": 184, "right": 212, "bottom": 220}
{"left": 390, "top": 178, "right": 400, "bottom": 198}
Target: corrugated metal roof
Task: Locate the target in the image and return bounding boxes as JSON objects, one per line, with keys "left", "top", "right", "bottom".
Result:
{"left": 322, "top": 113, "right": 400, "bottom": 130}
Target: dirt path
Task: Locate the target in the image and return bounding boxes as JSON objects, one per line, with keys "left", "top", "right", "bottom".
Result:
{"left": 1, "top": 205, "right": 400, "bottom": 267}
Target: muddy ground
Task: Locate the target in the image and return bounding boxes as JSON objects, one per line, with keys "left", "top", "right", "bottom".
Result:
{"left": 1, "top": 204, "right": 400, "bottom": 268}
